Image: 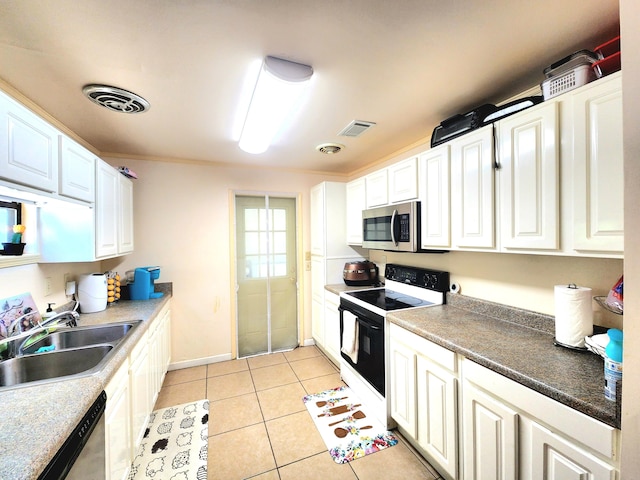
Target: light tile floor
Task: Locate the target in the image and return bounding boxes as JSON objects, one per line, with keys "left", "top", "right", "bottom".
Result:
{"left": 155, "top": 346, "right": 442, "bottom": 480}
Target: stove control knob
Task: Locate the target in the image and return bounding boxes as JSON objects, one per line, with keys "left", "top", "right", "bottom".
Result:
{"left": 386, "top": 266, "right": 396, "bottom": 279}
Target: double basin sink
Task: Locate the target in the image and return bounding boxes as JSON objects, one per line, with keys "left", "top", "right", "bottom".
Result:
{"left": 0, "top": 320, "right": 142, "bottom": 390}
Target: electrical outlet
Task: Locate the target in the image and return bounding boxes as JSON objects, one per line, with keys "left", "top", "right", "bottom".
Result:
{"left": 44, "top": 277, "right": 53, "bottom": 297}
{"left": 64, "top": 273, "right": 71, "bottom": 285}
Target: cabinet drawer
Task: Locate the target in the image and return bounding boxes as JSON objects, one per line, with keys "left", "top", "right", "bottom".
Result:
{"left": 389, "top": 323, "right": 456, "bottom": 372}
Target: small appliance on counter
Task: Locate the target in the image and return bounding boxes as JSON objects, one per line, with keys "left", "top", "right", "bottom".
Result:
{"left": 77, "top": 273, "right": 108, "bottom": 313}
{"left": 126, "top": 266, "right": 164, "bottom": 300}
{"left": 343, "top": 261, "right": 379, "bottom": 286}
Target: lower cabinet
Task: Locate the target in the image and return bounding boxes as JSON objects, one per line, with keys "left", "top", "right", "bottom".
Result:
{"left": 104, "top": 303, "right": 172, "bottom": 480}
{"left": 389, "top": 323, "right": 458, "bottom": 480}
{"left": 389, "top": 324, "right": 621, "bottom": 480}
{"left": 323, "top": 291, "right": 341, "bottom": 365}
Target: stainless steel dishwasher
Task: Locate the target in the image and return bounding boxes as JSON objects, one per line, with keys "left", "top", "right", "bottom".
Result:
{"left": 38, "top": 391, "right": 107, "bottom": 480}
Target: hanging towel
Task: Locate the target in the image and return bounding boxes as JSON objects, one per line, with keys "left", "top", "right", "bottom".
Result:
{"left": 341, "top": 311, "right": 359, "bottom": 364}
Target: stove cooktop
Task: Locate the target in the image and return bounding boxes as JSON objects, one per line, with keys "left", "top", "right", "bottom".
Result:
{"left": 344, "top": 288, "right": 435, "bottom": 311}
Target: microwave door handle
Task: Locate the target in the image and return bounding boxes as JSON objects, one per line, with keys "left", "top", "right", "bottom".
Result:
{"left": 390, "top": 209, "right": 398, "bottom": 246}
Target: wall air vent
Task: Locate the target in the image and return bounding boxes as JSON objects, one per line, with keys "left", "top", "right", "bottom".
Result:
{"left": 338, "top": 120, "right": 376, "bottom": 137}
{"left": 82, "top": 84, "right": 150, "bottom": 114}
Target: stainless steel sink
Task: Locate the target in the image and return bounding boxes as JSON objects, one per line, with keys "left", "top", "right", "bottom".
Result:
{"left": 0, "top": 319, "right": 142, "bottom": 390}
{"left": 20, "top": 321, "right": 140, "bottom": 354}
{"left": 0, "top": 344, "right": 113, "bottom": 388}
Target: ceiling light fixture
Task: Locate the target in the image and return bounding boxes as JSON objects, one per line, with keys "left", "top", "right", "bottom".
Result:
{"left": 238, "top": 56, "right": 313, "bottom": 154}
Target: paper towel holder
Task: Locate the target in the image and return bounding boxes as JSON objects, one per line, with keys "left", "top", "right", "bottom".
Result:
{"left": 553, "top": 283, "right": 591, "bottom": 352}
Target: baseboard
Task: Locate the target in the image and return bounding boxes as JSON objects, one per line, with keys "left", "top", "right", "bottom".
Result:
{"left": 168, "top": 352, "right": 232, "bottom": 371}
{"left": 302, "top": 338, "right": 316, "bottom": 347}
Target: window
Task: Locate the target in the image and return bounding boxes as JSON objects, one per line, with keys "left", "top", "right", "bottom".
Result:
{"left": 244, "top": 207, "right": 288, "bottom": 278}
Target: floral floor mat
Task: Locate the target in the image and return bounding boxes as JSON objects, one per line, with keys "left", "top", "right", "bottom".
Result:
{"left": 302, "top": 386, "right": 398, "bottom": 464}
{"left": 129, "top": 399, "right": 208, "bottom": 480}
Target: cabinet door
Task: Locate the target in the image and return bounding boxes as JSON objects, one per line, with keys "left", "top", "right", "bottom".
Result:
{"left": 118, "top": 174, "right": 134, "bottom": 254}
{"left": 0, "top": 93, "right": 59, "bottom": 192}
{"left": 105, "top": 364, "right": 132, "bottom": 480}
{"left": 389, "top": 156, "right": 418, "bottom": 203}
{"left": 389, "top": 336, "right": 417, "bottom": 437}
{"left": 323, "top": 292, "right": 341, "bottom": 365}
{"left": 416, "top": 355, "right": 458, "bottom": 480}
{"left": 462, "top": 379, "right": 518, "bottom": 480}
{"left": 450, "top": 125, "right": 495, "bottom": 249}
{"left": 571, "top": 74, "right": 623, "bottom": 254}
{"left": 346, "top": 178, "right": 366, "bottom": 245}
{"left": 310, "top": 183, "right": 325, "bottom": 256}
{"left": 129, "top": 338, "right": 151, "bottom": 452}
{"left": 95, "top": 159, "right": 119, "bottom": 258}
{"left": 59, "top": 136, "right": 96, "bottom": 202}
{"left": 530, "top": 422, "right": 615, "bottom": 480}
{"left": 499, "top": 101, "right": 559, "bottom": 251}
{"left": 365, "top": 169, "right": 389, "bottom": 208}
{"left": 419, "top": 145, "right": 451, "bottom": 249}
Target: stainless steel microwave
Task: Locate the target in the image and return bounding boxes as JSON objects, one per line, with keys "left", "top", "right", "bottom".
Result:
{"left": 361, "top": 201, "right": 421, "bottom": 252}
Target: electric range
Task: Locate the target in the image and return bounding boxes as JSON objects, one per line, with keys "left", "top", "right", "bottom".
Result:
{"left": 338, "top": 264, "right": 450, "bottom": 428}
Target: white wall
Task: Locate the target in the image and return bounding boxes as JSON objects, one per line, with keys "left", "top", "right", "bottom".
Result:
{"left": 100, "top": 157, "right": 345, "bottom": 366}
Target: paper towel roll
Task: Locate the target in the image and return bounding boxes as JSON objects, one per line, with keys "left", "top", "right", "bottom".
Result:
{"left": 554, "top": 284, "right": 593, "bottom": 348}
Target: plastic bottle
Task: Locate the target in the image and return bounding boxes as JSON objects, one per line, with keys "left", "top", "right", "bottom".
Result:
{"left": 604, "top": 328, "right": 623, "bottom": 401}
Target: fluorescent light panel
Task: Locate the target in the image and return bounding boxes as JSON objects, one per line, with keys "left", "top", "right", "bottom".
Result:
{"left": 239, "top": 56, "right": 313, "bottom": 154}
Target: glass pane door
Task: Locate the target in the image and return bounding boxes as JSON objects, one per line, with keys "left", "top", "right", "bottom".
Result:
{"left": 235, "top": 195, "right": 298, "bottom": 357}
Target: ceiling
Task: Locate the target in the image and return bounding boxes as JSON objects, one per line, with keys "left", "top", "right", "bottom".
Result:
{"left": 0, "top": 0, "right": 620, "bottom": 175}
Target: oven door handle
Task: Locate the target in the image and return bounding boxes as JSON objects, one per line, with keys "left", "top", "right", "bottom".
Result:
{"left": 357, "top": 317, "right": 382, "bottom": 331}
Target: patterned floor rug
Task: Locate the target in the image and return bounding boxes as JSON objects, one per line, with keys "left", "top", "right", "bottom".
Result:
{"left": 303, "top": 386, "right": 398, "bottom": 464}
{"left": 129, "top": 399, "right": 208, "bottom": 480}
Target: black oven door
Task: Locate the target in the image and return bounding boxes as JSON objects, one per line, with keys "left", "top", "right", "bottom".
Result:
{"left": 339, "top": 302, "right": 385, "bottom": 396}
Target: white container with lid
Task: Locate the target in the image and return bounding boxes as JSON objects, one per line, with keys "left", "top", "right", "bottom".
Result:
{"left": 77, "top": 273, "right": 107, "bottom": 313}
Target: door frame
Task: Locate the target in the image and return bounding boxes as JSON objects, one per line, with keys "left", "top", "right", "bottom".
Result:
{"left": 229, "top": 190, "right": 303, "bottom": 359}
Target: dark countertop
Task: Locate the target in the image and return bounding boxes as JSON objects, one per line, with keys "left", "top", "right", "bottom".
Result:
{"left": 387, "top": 294, "right": 620, "bottom": 429}
{"left": 0, "top": 284, "right": 172, "bottom": 480}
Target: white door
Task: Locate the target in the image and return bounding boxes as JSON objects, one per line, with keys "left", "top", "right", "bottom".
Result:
{"left": 235, "top": 195, "right": 298, "bottom": 357}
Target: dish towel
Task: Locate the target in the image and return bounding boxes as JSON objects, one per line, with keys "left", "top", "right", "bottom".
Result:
{"left": 341, "top": 311, "right": 359, "bottom": 363}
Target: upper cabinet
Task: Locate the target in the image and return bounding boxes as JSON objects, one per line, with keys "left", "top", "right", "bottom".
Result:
{"left": 0, "top": 93, "right": 59, "bottom": 193}
{"left": 96, "top": 159, "right": 134, "bottom": 258}
{"left": 498, "top": 101, "right": 560, "bottom": 251}
{"left": 419, "top": 145, "right": 450, "bottom": 249}
{"left": 365, "top": 169, "right": 389, "bottom": 208}
{"left": 346, "top": 177, "right": 366, "bottom": 245}
{"left": 570, "top": 73, "right": 623, "bottom": 255}
{"left": 388, "top": 156, "right": 419, "bottom": 203}
{"left": 450, "top": 125, "right": 495, "bottom": 250}
{"left": 59, "top": 136, "right": 96, "bottom": 203}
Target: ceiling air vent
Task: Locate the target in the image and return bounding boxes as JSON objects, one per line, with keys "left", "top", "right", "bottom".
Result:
{"left": 82, "top": 84, "right": 150, "bottom": 114}
{"left": 316, "top": 143, "right": 345, "bottom": 155}
{"left": 338, "top": 120, "right": 376, "bottom": 137}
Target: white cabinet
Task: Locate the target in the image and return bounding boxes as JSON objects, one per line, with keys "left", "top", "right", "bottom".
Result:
{"left": 365, "top": 169, "right": 389, "bottom": 208}
{"left": 129, "top": 331, "right": 151, "bottom": 452}
{"left": 530, "top": 422, "right": 616, "bottom": 480}
{"left": 450, "top": 125, "right": 495, "bottom": 250}
{"left": 96, "top": 159, "right": 134, "bottom": 258}
{"left": 419, "top": 145, "right": 451, "bottom": 249}
{"left": 0, "top": 92, "right": 59, "bottom": 193}
{"left": 462, "top": 359, "right": 619, "bottom": 480}
{"left": 498, "top": 101, "right": 559, "bottom": 251}
{"left": 96, "top": 159, "right": 119, "bottom": 258}
{"left": 323, "top": 291, "right": 341, "bottom": 365}
{"left": 105, "top": 302, "right": 171, "bottom": 480}
{"left": 389, "top": 156, "right": 418, "bottom": 203}
{"left": 59, "top": 136, "right": 96, "bottom": 203}
{"left": 105, "top": 361, "right": 132, "bottom": 480}
{"left": 346, "top": 178, "right": 366, "bottom": 245}
{"left": 389, "top": 323, "right": 458, "bottom": 480}
{"left": 118, "top": 172, "right": 134, "bottom": 254}
{"left": 462, "top": 377, "right": 518, "bottom": 480}
{"left": 570, "top": 73, "right": 623, "bottom": 255}
{"left": 310, "top": 181, "right": 362, "bottom": 354}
